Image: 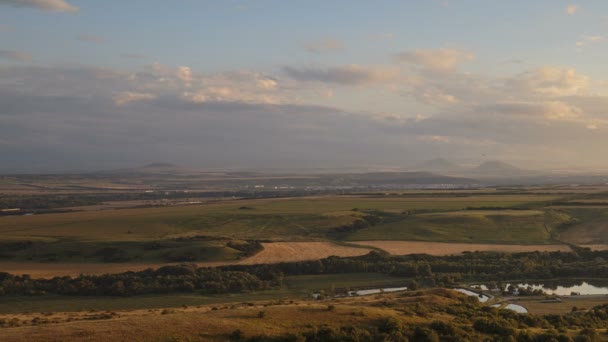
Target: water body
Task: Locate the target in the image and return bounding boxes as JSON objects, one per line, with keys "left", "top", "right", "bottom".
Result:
{"left": 454, "top": 288, "right": 491, "bottom": 302}
{"left": 350, "top": 286, "right": 409, "bottom": 296}
{"left": 312, "top": 286, "right": 408, "bottom": 299}
{"left": 506, "top": 281, "right": 608, "bottom": 296}
{"left": 491, "top": 303, "right": 528, "bottom": 313}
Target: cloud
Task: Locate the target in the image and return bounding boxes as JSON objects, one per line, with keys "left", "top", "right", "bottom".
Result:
{"left": 566, "top": 4, "right": 578, "bottom": 15}
{"left": 257, "top": 78, "right": 277, "bottom": 90}
{"left": 0, "top": 0, "right": 78, "bottom": 12}
{"left": 283, "top": 65, "right": 397, "bottom": 85}
{"left": 397, "top": 48, "right": 474, "bottom": 72}
{"left": 2, "top": 61, "right": 608, "bottom": 172}
{"left": 175, "top": 66, "right": 193, "bottom": 84}
{"left": 77, "top": 34, "right": 105, "bottom": 44}
{"left": 0, "top": 50, "right": 32, "bottom": 61}
{"left": 483, "top": 101, "right": 582, "bottom": 121}
{"left": 0, "top": 25, "right": 12, "bottom": 32}
{"left": 576, "top": 35, "right": 603, "bottom": 47}
{"left": 304, "top": 38, "right": 344, "bottom": 53}
{"left": 113, "top": 92, "right": 156, "bottom": 106}
{"left": 506, "top": 67, "right": 588, "bottom": 97}
{"left": 542, "top": 101, "right": 582, "bottom": 120}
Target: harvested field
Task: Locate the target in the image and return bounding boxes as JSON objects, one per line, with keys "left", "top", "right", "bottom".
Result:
{"left": 352, "top": 241, "right": 571, "bottom": 256}
{"left": 0, "top": 261, "right": 231, "bottom": 279}
{"left": 238, "top": 242, "right": 371, "bottom": 265}
{"left": 0, "top": 242, "right": 371, "bottom": 278}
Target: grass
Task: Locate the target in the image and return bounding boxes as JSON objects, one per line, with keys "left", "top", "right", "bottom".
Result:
{"left": 0, "top": 238, "right": 246, "bottom": 264}
{"left": 344, "top": 210, "right": 573, "bottom": 243}
{"left": 0, "top": 194, "right": 562, "bottom": 242}
{"left": 516, "top": 296, "right": 608, "bottom": 315}
{"left": 552, "top": 208, "right": 608, "bottom": 244}
{"left": 0, "top": 193, "right": 579, "bottom": 272}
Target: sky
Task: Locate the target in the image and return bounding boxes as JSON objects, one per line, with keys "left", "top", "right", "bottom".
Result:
{"left": 1, "top": 0, "right": 608, "bottom": 172}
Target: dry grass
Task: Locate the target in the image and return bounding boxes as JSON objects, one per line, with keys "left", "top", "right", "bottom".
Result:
{"left": 0, "top": 290, "right": 454, "bottom": 342}
{"left": 238, "top": 242, "right": 371, "bottom": 265}
{"left": 580, "top": 245, "right": 608, "bottom": 251}
{"left": 353, "top": 241, "right": 572, "bottom": 256}
{"left": 513, "top": 295, "right": 608, "bottom": 315}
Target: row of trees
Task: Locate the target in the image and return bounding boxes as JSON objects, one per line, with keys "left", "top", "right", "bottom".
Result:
{"left": 0, "top": 265, "right": 270, "bottom": 296}
{"left": 1, "top": 247, "right": 607, "bottom": 297}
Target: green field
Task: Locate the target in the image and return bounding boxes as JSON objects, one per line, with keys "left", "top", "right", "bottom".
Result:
{"left": 0, "top": 193, "right": 583, "bottom": 265}
{"left": 0, "top": 194, "right": 560, "bottom": 240}
{"left": 344, "top": 210, "right": 574, "bottom": 243}
{"left": 4, "top": 190, "right": 608, "bottom": 268}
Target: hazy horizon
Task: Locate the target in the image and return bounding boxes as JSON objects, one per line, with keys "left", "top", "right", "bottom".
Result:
{"left": 2, "top": 1, "right": 608, "bottom": 173}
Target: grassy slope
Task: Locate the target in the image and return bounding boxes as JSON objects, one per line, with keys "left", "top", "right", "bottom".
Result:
{"left": 344, "top": 210, "right": 573, "bottom": 244}
{"left": 0, "top": 194, "right": 574, "bottom": 266}
{"left": 0, "top": 195, "right": 560, "bottom": 242}
{"left": 2, "top": 289, "right": 604, "bottom": 342}
{"left": 553, "top": 208, "right": 608, "bottom": 244}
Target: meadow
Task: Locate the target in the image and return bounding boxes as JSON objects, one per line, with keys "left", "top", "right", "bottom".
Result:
{"left": 2, "top": 188, "right": 608, "bottom": 279}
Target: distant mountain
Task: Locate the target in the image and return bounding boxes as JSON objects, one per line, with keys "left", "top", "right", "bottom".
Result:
{"left": 101, "top": 163, "right": 195, "bottom": 175}
{"left": 473, "top": 161, "right": 521, "bottom": 173}
{"left": 318, "top": 172, "right": 478, "bottom": 186}
{"left": 468, "top": 160, "right": 537, "bottom": 177}
{"left": 415, "top": 158, "right": 463, "bottom": 173}
{"left": 142, "top": 162, "right": 177, "bottom": 169}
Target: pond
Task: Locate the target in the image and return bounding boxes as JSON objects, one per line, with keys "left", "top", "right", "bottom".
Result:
{"left": 491, "top": 303, "right": 528, "bottom": 313}
{"left": 349, "top": 286, "right": 409, "bottom": 296}
{"left": 506, "top": 281, "right": 608, "bottom": 296}
{"left": 454, "top": 288, "right": 491, "bottom": 302}
{"left": 312, "top": 286, "right": 408, "bottom": 299}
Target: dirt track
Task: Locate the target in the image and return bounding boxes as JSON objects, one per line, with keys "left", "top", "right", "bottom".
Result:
{"left": 352, "top": 241, "right": 572, "bottom": 256}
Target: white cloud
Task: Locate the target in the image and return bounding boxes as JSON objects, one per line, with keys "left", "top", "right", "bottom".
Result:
{"left": 175, "top": 66, "right": 193, "bottom": 84}
{"left": 507, "top": 67, "right": 588, "bottom": 97}
{"left": 542, "top": 101, "right": 582, "bottom": 120}
{"left": 257, "top": 78, "right": 278, "bottom": 90}
{"left": 0, "top": 0, "right": 78, "bottom": 12}
{"left": 398, "top": 48, "right": 474, "bottom": 72}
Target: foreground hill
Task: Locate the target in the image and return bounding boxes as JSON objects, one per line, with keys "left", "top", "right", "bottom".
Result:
{"left": 2, "top": 289, "right": 606, "bottom": 341}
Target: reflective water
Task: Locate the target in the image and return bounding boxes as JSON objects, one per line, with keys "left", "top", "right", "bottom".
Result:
{"left": 490, "top": 303, "right": 528, "bottom": 313}
{"left": 454, "top": 288, "right": 491, "bottom": 302}
{"left": 350, "top": 286, "right": 409, "bottom": 296}
{"left": 506, "top": 281, "right": 608, "bottom": 296}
